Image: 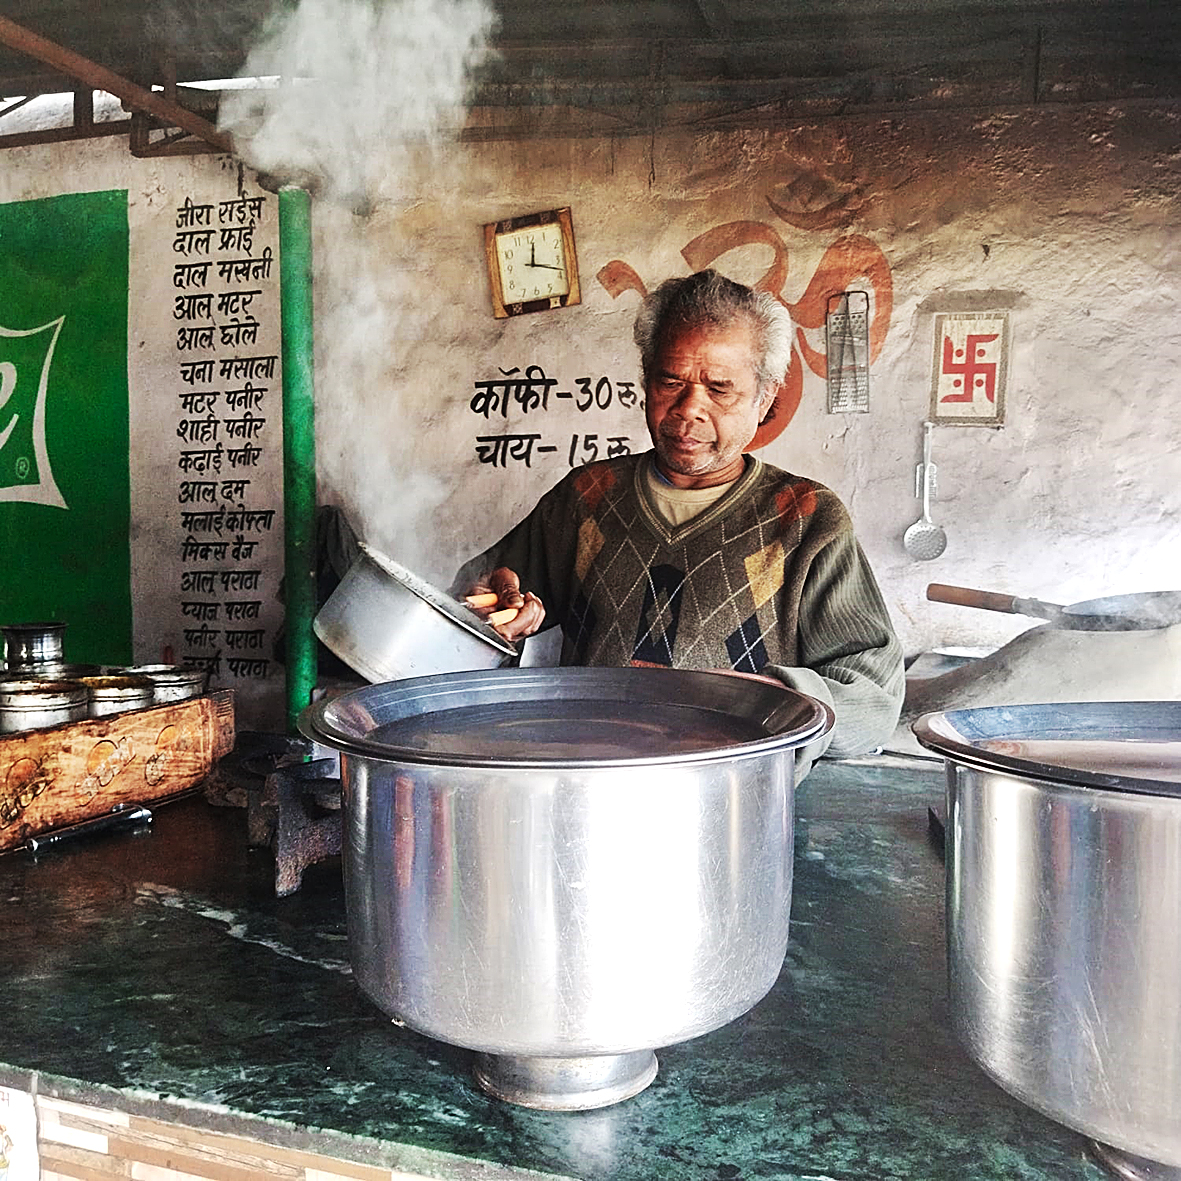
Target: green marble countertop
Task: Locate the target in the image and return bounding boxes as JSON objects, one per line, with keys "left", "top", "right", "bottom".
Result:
{"left": 0, "top": 756, "right": 1109, "bottom": 1180}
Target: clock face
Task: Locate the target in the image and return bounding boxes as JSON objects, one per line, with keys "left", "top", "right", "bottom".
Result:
{"left": 495, "top": 223, "right": 571, "bottom": 303}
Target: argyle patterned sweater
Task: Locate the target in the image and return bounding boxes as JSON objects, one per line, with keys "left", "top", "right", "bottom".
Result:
{"left": 455, "top": 452, "right": 904, "bottom": 761}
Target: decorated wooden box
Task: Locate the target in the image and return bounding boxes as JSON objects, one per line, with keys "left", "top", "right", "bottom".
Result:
{"left": 0, "top": 689, "right": 235, "bottom": 853}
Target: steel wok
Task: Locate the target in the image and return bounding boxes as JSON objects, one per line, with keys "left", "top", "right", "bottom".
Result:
{"left": 926, "top": 583, "right": 1181, "bottom": 631}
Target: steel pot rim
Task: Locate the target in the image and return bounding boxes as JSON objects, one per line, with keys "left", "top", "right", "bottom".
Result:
{"left": 302, "top": 666, "right": 833, "bottom": 771}
{"left": 1, "top": 620, "right": 67, "bottom": 636}
{"left": 913, "top": 700, "right": 1181, "bottom": 799}
{"left": 0, "top": 678, "right": 89, "bottom": 705}
{"left": 119, "top": 663, "right": 208, "bottom": 681}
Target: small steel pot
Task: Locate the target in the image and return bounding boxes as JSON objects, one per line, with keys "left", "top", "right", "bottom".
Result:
{"left": 313, "top": 543, "right": 517, "bottom": 683}
{"left": 78, "top": 675, "right": 155, "bottom": 717}
{"left": 914, "top": 701, "right": 1181, "bottom": 1176}
{"left": 0, "top": 679, "right": 88, "bottom": 733}
{"left": 119, "top": 665, "right": 208, "bottom": 704}
{"left": 302, "top": 666, "right": 832, "bottom": 1110}
{"left": 2, "top": 621, "right": 66, "bottom": 667}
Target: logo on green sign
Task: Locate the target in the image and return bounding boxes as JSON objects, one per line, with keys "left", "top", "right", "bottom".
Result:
{"left": 0, "top": 316, "right": 67, "bottom": 509}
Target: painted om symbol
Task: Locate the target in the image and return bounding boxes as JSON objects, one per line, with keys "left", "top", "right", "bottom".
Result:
{"left": 596, "top": 222, "right": 892, "bottom": 448}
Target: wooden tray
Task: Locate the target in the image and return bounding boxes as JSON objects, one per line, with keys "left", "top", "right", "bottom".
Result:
{"left": 0, "top": 689, "right": 234, "bottom": 852}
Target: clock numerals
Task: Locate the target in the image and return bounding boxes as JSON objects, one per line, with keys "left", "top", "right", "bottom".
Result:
{"left": 498, "top": 226, "right": 568, "bottom": 301}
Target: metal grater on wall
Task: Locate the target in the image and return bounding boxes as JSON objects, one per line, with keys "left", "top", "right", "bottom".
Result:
{"left": 825, "top": 291, "right": 870, "bottom": 413}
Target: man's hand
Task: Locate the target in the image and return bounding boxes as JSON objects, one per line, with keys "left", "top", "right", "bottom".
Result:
{"left": 463, "top": 567, "right": 546, "bottom": 641}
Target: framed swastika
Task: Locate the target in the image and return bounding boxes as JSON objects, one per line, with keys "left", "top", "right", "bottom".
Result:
{"left": 929, "top": 311, "right": 1009, "bottom": 426}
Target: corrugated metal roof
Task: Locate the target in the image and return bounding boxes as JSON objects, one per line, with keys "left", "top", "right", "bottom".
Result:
{"left": 0, "top": 0, "right": 1177, "bottom": 149}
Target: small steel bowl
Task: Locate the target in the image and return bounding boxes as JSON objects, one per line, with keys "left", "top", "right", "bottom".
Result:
{"left": 0, "top": 678, "right": 88, "bottom": 733}
{"left": 77, "top": 675, "right": 155, "bottom": 718}
{"left": 119, "top": 665, "right": 209, "bottom": 704}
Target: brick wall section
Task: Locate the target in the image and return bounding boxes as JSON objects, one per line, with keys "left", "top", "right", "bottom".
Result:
{"left": 25, "top": 1091, "right": 427, "bottom": 1181}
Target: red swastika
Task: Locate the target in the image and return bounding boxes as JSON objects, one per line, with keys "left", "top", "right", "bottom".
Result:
{"left": 940, "top": 333, "right": 999, "bottom": 403}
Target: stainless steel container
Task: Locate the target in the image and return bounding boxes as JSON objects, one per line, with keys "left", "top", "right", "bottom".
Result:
{"left": 914, "top": 701, "right": 1181, "bottom": 1179}
{"left": 302, "top": 666, "right": 832, "bottom": 1111}
{"left": 78, "top": 675, "right": 155, "bottom": 717}
{"left": 2, "top": 621, "right": 66, "bottom": 667}
{"left": 313, "top": 543, "right": 517, "bottom": 682}
{"left": 16, "top": 662, "right": 102, "bottom": 681}
{"left": 0, "top": 679, "right": 88, "bottom": 733}
{"left": 119, "top": 664, "right": 208, "bottom": 704}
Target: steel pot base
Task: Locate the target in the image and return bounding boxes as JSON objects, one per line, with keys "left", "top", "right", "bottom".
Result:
{"left": 473, "top": 1050, "right": 658, "bottom": 1111}
{"left": 1091, "top": 1143, "right": 1181, "bottom": 1181}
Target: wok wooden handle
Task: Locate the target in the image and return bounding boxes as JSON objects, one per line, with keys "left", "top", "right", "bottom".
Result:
{"left": 926, "top": 583, "right": 1021, "bottom": 614}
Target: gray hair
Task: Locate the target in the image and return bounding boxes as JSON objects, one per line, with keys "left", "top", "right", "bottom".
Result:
{"left": 633, "top": 269, "right": 794, "bottom": 400}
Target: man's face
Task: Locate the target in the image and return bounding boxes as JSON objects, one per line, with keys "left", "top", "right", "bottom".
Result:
{"left": 645, "top": 317, "right": 774, "bottom": 489}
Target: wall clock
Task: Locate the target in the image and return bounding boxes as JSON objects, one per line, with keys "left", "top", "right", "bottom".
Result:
{"left": 484, "top": 207, "right": 581, "bottom": 318}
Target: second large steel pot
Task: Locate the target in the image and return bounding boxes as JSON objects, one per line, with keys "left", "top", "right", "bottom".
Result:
{"left": 302, "top": 666, "right": 832, "bottom": 1110}
{"left": 914, "top": 701, "right": 1181, "bottom": 1177}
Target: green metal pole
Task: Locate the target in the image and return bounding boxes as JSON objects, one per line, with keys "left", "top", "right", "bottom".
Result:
{"left": 278, "top": 186, "right": 318, "bottom": 733}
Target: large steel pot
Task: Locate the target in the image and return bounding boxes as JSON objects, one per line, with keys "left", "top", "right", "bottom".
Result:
{"left": 313, "top": 543, "right": 516, "bottom": 682}
{"left": 302, "top": 666, "right": 832, "bottom": 1110}
{"left": 914, "top": 701, "right": 1181, "bottom": 1179}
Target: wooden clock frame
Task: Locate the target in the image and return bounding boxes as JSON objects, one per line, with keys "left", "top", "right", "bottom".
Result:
{"left": 484, "top": 207, "right": 581, "bottom": 319}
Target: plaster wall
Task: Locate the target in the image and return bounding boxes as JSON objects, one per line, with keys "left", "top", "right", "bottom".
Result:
{"left": 309, "top": 101, "right": 1181, "bottom": 657}
{"left": 2, "top": 100, "right": 1179, "bottom": 670}
{"left": 0, "top": 143, "right": 285, "bottom": 725}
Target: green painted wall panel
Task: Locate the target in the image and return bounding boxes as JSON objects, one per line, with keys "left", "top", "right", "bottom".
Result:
{"left": 0, "top": 190, "right": 132, "bottom": 665}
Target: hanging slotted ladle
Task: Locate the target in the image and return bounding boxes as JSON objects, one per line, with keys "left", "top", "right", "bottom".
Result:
{"left": 903, "top": 421, "right": 947, "bottom": 560}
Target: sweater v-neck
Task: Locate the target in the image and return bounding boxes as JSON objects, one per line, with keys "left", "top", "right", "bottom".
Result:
{"left": 635, "top": 451, "right": 763, "bottom": 545}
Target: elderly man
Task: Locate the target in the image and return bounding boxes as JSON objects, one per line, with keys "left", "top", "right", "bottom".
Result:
{"left": 455, "top": 269, "right": 904, "bottom": 765}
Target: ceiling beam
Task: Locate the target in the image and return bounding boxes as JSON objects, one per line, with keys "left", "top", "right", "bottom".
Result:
{"left": 691, "top": 0, "right": 735, "bottom": 40}
{"left": 0, "top": 117, "right": 130, "bottom": 150}
{"left": 0, "top": 14, "right": 231, "bottom": 153}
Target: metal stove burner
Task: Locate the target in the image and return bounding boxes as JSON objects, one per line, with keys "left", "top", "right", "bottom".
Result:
{"left": 226, "top": 731, "right": 343, "bottom": 896}
{"left": 1091, "top": 1142, "right": 1181, "bottom": 1181}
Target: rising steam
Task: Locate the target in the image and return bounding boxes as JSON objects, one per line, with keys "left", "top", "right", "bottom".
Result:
{"left": 218, "top": 0, "right": 499, "bottom": 584}
{"left": 220, "top": 0, "right": 496, "bottom": 211}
